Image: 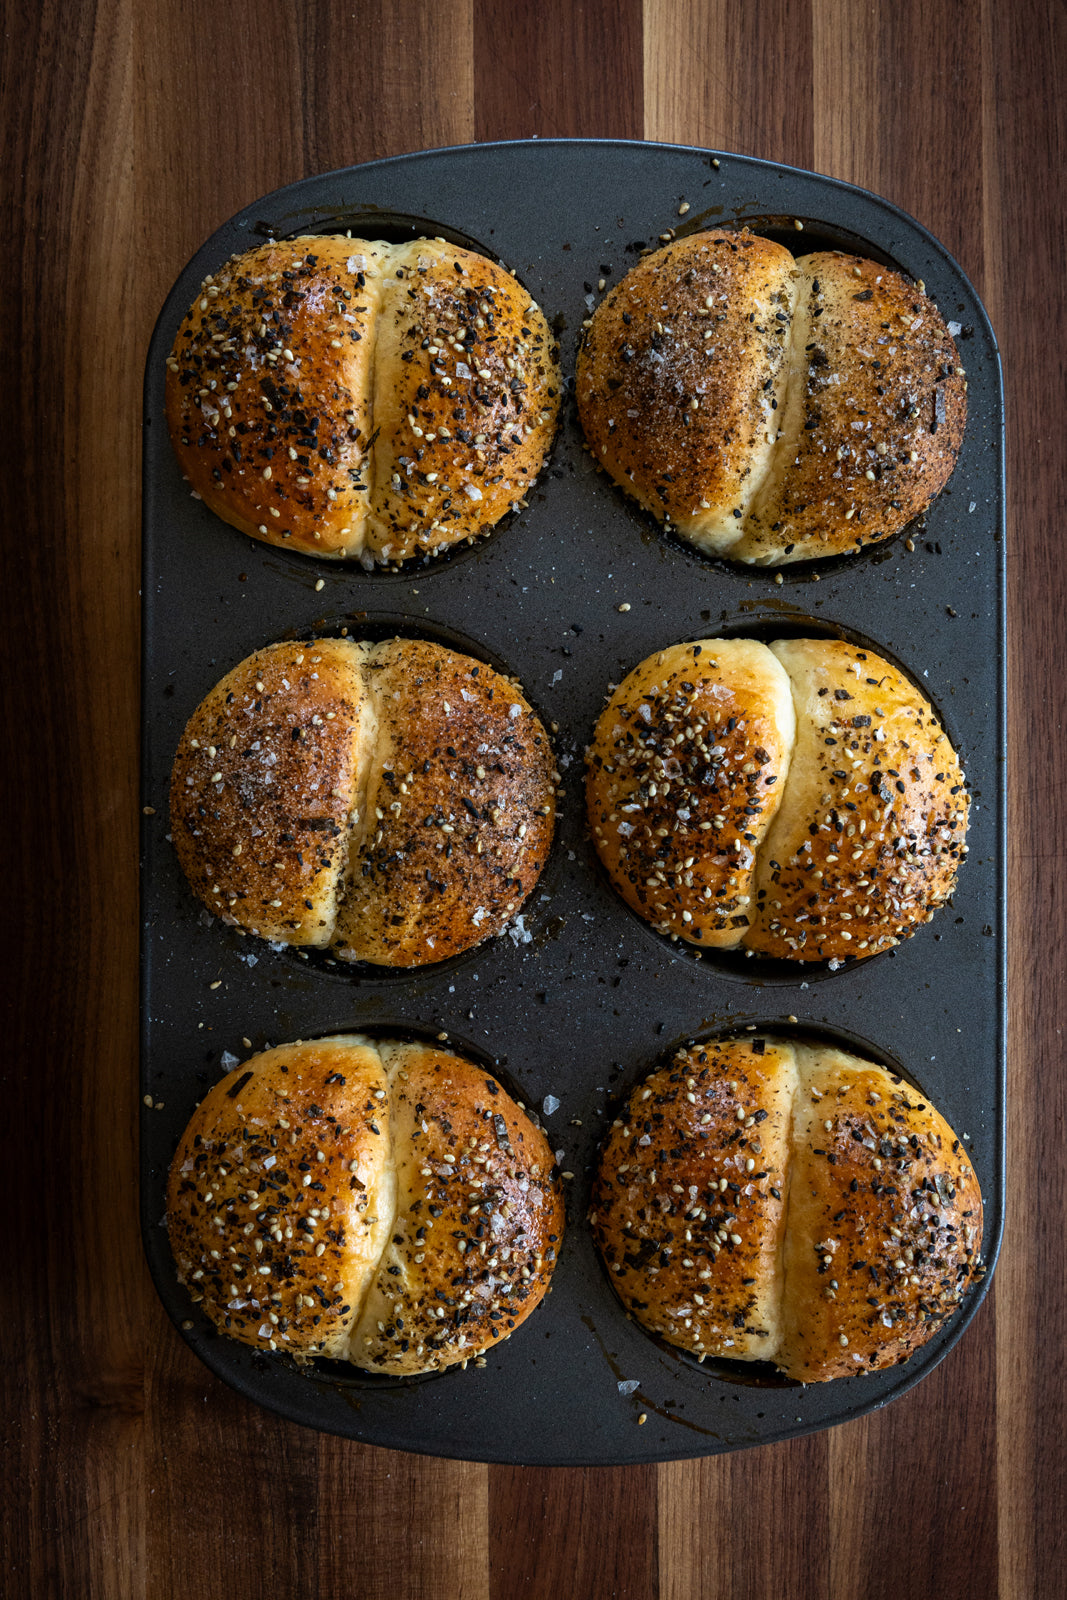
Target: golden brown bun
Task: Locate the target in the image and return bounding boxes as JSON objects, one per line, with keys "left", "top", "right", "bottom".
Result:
{"left": 738, "top": 254, "right": 968, "bottom": 563}
{"left": 165, "top": 236, "right": 559, "bottom": 564}
{"left": 576, "top": 232, "right": 799, "bottom": 554}
{"left": 167, "top": 1036, "right": 394, "bottom": 1359}
{"left": 586, "top": 639, "right": 794, "bottom": 948}
{"left": 170, "top": 637, "right": 555, "bottom": 965}
{"left": 168, "top": 1037, "right": 563, "bottom": 1372}
{"left": 586, "top": 637, "right": 967, "bottom": 965}
{"left": 745, "top": 638, "right": 969, "bottom": 962}
{"left": 169, "top": 638, "right": 369, "bottom": 946}
{"left": 575, "top": 232, "right": 965, "bottom": 565}
{"left": 589, "top": 1036, "right": 797, "bottom": 1362}
{"left": 777, "top": 1044, "right": 984, "bottom": 1381}
{"left": 332, "top": 639, "right": 555, "bottom": 966}
{"left": 351, "top": 1041, "right": 565, "bottom": 1374}
{"left": 590, "top": 1037, "right": 983, "bottom": 1381}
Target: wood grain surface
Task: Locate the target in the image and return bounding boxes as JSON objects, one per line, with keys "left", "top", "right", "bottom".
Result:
{"left": 2, "top": 0, "right": 1063, "bottom": 1595}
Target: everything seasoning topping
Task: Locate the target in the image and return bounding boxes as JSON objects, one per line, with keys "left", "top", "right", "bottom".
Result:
{"left": 345, "top": 1050, "right": 564, "bottom": 1373}
{"left": 168, "top": 1041, "right": 564, "bottom": 1374}
{"left": 575, "top": 232, "right": 966, "bottom": 566}
{"left": 748, "top": 641, "right": 969, "bottom": 965}
{"left": 589, "top": 1038, "right": 792, "bottom": 1362}
{"left": 165, "top": 236, "right": 559, "bottom": 566}
{"left": 587, "top": 638, "right": 968, "bottom": 967}
{"left": 589, "top": 1038, "right": 982, "bottom": 1379}
{"left": 586, "top": 642, "right": 787, "bottom": 946}
{"left": 171, "top": 637, "right": 556, "bottom": 967}
{"left": 168, "top": 1046, "right": 380, "bottom": 1357}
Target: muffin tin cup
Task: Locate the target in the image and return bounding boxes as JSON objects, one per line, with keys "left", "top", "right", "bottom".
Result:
{"left": 141, "top": 139, "right": 1004, "bottom": 1465}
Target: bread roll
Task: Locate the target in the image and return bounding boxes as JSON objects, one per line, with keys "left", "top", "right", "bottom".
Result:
{"left": 746, "top": 639, "right": 969, "bottom": 961}
{"left": 170, "top": 637, "right": 555, "bottom": 965}
{"left": 585, "top": 638, "right": 795, "bottom": 948}
{"left": 589, "top": 1036, "right": 983, "bottom": 1380}
{"left": 586, "top": 637, "right": 967, "bottom": 964}
{"left": 165, "top": 236, "right": 559, "bottom": 564}
{"left": 168, "top": 1036, "right": 564, "bottom": 1372}
{"left": 576, "top": 231, "right": 965, "bottom": 565}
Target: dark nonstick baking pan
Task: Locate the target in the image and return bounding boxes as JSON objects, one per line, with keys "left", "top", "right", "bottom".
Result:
{"left": 141, "top": 139, "right": 1005, "bottom": 1465}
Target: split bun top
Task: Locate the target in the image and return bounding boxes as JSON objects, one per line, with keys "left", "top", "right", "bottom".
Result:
{"left": 166, "top": 235, "right": 560, "bottom": 565}
{"left": 586, "top": 636, "right": 968, "bottom": 963}
{"left": 576, "top": 230, "right": 966, "bottom": 565}
{"left": 590, "top": 1034, "right": 983, "bottom": 1381}
{"left": 170, "top": 636, "right": 555, "bottom": 965}
{"left": 167, "top": 1035, "right": 564, "bottom": 1373}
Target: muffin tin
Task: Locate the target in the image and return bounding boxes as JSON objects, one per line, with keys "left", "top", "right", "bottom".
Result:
{"left": 141, "top": 139, "right": 1005, "bottom": 1465}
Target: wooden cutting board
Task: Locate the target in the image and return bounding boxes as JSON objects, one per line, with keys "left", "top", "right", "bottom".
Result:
{"left": 3, "top": 1, "right": 1061, "bottom": 1596}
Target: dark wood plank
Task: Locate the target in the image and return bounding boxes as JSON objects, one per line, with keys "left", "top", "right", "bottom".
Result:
{"left": 489, "top": 1466, "right": 658, "bottom": 1599}
{"left": 146, "top": 1301, "right": 321, "bottom": 1597}
{"left": 1, "top": 1, "right": 143, "bottom": 1596}
{"left": 810, "top": 0, "right": 986, "bottom": 286}
{"left": 315, "top": 1439, "right": 488, "bottom": 1600}
{"left": 295, "top": 0, "right": 475, "bottom": 168}
{"left": 986, "top": 3, "right": 1067, "bottom": 1596}
{"left": 473, "top": 0, "right": 643, "bottom": 142}
{"left": 828, "top": 1325, "right": 998, "bottom": 1600}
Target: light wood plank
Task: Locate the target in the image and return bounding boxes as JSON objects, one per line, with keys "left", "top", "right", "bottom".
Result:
{"left": 643, "top": 0, "right": 814, "bottom": 166}
{"left": 660, "top": 1435, "right": 829, "bottom": 1600}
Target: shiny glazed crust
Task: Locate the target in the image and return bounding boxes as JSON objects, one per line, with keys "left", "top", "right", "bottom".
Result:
{"left": 777, "top": 1044, "right": 984, "bottom": 1380}
{"left": 332, "top": 639, "right": 555, "bottom": 965}
{"left": 351, "top": 1042, "right": 565, "bottom": 1374}
{"left": 576, "top": 232, "right": 966, "bottom": 565}
{"left": 589, "top": 1036, "right": 797, "bottom": 1361}
{"left": 576, "top": 232, "right": 799, "bottom": 553}
{"left": 170, "top": 637, "right": 555, "bottom": 965}
{"left": 586, "top": 637, "right": 967, "bottom": 965}
{"left": 738, "top": 254, "right": 968, "bottom": 563}
{"left": 589, "top": 1037, "right": 983, "bottom": 1381}
{"left": 166, "top": 1037, "right": 394, "bottom": 1358}
{"left": 168, "top": 1037, "right": 564, "bottom": 1372}
{"left": 585, "top": 639, "right": 794, "bottom": 947}
{"left": 169, "top": 638, "right": 368, "bottom": 945}
{"left": 745, "top": 639, "right": 970, "bottom": 962}
{"left": 165, "top": 236, "right": 559, "bottom": 564}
